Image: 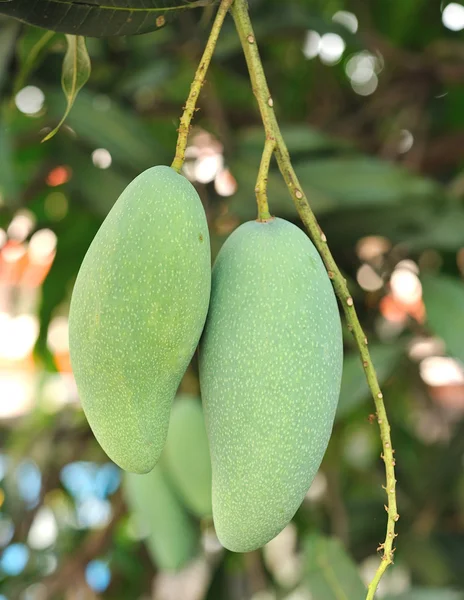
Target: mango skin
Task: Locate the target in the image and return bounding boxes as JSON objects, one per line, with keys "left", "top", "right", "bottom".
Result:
{"left": 69, "top": 166, "right": 211, "bottom": 474}
{"left": 123, "top": 466, "right": 197, "bottom": 572}
{"left": 199, "top": 218, "right": 343, "bottom": 552}
{"left": 164, "top": 395, "right": 212, "bottom": 518}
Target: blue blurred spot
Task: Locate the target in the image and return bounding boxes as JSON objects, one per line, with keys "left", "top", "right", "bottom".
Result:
{"left": 0, "top": 543, "right": 29, "bottom": 575}
{"left": 16, "top": 461, "right": 41, "bottom": 508}
{"left": 0, "top": 595, "right": 8, "bottom": 600}
{"left": 61, "top": 462, "right": 98, "bottom": 501}
{"left": 85, "top": 559, "right": 111, "bottom": 592}
{"left": 95, "top": 463, "right": 121, "bottom": 498}
{"left": 61, "top": 461, "right": 120, "bottom": 501}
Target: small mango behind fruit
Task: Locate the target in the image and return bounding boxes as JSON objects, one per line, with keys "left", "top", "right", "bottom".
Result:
{"left": 164, "top": 395, "right": 212, "bottom": 518}
{"left": 199, "top": 217, "right": 343, "bottom": 552}
{"left": 123, "top": 466, "right": 197, "bottom": 572}
{"left": 69, "top": 166, "right": 211, "bottom": 474}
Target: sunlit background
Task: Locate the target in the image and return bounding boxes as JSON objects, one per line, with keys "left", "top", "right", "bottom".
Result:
{"left": 1, "top": 0, "right": 464, "bottom": 599}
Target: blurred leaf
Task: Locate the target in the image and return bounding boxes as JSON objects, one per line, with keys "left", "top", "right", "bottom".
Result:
{"left": 304, "top": 534, "right": 366, "bottom": 600}
{"left": 0, "top": 18, "right": 19, "bottom": 91}
{"left": 0, "top": 107, "right": 18, "bottom": 205}
{"left": 237, "top": 125, "right": 351, "bottom": 157}
{"left": 336, "top": 344, "right": 403, "bottom": 419}
{"left": 385, "top": 589, "right": 464, "bottom": 600}
{"left": 0, "top": 0, "right": 213, "bottom": 36}
{"left": 230, "top": 154, "right": 441, "bottom": 221}
{"left": 42, "top": 35, "right": 91, "bottom": 142}
{"left": 407, "top": 208, "right": 464, "bottom": 251}
{"left": 65, "top": 148, "right": 131, "bottom": 215}
{"left": 295, "top": 158, "right": 439, "bottom": 209}
{"left": 422, "top": 275, "right": 464, "bottom": 364}
{"left": 117, "top": 61, "right": 174, "bottom": 97}
{"left": 45, "top": 89, "right": 167, "bottom": 170}
{"left": 13, "top": 27, "right": 59, "bottom": 96}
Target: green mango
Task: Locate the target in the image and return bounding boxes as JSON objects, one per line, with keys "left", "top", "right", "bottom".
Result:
{"left": 199, "top": 218, "right": 343, "bottom": 552}
{"left": 164, "top": 395, "right": 212, "bottom": 518}
{"left": 123, "top": 466, "right": 197, "bottom": 572}
{"left": 69, "top": 166, "right": 211, "bottom": 473}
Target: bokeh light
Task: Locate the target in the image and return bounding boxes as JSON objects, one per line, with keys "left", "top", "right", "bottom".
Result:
{"left": 92, "top": 148, "right": 112, "bottom": 169}
{"left": 332, "top": 10, "right": 358, "bottom": 33}
{"left": 14, "top": 86, "right": 45, "bottom": 115}
{"left": 0, "top": 543, "right": 29, "bottom": 576}
{"left": 16, "top": 459, "right": 42, "bottom": 506}
{"left": 319, "top": 33, "right": 346, "bottom": 65}
{"left": 28, "top": 507, "right": 58, "bottom": 549}
{"left": 442, "top": 2, "right": 464, "bottom": 31}
{"left": 85, "top": 559, "right": 111, "bottom": 592}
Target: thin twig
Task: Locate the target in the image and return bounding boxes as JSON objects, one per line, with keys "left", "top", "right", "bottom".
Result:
{"left": 230, "top": 2, "right": 399, "bottom": 597}
{"left": 255, "top": 137, "right": 274, "bottom": 221}
{"left": 171, "top": 0, "right": 233, "bottom": 173}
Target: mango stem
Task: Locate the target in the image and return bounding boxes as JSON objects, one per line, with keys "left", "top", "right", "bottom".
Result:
{"left": 171, "top": 0, "right": 233, "bottom": 173}
{"left": 255, "top": 137, "right": 275, "bottom": 221}
{"left": 230, "top": 2, "right": 398, "bottom": 598}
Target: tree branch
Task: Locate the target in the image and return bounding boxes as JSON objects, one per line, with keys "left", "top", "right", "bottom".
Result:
{"left": 230, "top": 2, "right": 399, "bottom": 597}
{"left": 171, "top": 0, "right": 233, "bottom": 173}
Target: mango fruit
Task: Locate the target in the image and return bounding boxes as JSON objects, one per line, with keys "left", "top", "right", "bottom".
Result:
{"left": 199, "top": 217, "right": 343, "bottom": 552}
{"left": 123, "top": 466, "right": 197, "bottom": 572}
{"left": 164, "top": 395, "right": 212, "bottom": 518}
{"left": 69, "top": 166, "right": 211, "bottom": 474}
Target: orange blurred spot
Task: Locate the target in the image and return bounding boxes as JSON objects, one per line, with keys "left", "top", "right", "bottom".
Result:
{"left": 54, "top": 350, "right": 72, "bottom": 373}
{"left": 0, "top": 241, "right": 29, "bottom": 285}
{"left": 46, "top": 166, "right": 72, "bottom": 187}
{"left": 380, "top": 293, "right": 425, "bottom": 324}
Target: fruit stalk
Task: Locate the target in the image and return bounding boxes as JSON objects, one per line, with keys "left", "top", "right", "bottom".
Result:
{"left": 255, "top": 137, "right": 274, "bottom": 221}
{"left": 230, "top": 1, "right": 398, "bottom": 596}
{"left": 171, "top": 0, "right": 233, "bottom": 173}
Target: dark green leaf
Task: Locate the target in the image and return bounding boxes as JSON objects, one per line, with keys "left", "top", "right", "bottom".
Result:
{"left": 13, "top": 27, "right": 60, "bottom": 96}
{"left": 0, "top": 0, "right": 213, "bottom": 37}
{"left": 42, "top": 34, "right": 91, "bottom": 141}
{"left": 304, "top": 534, "right": 366, "bottom": 600}
{"left": 337, "top": 344, "right": 403, "bottom": 419}
{"left": 422, "top": 275, "right": 464, "bottom": 364}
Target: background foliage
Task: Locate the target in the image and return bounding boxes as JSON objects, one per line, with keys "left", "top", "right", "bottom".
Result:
{"left": 0, "top": 1, "right": 464, "bottom": 599}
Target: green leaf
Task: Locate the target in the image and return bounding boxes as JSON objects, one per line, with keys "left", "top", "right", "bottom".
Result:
{"left": 422, "top": 275, "right": 464, "bottom": 364}
{"left": 237, "top": 125, "right": 351, "bottom": 157}
{"left": 385, "top": 589, "right": 464, "bottom": 600}
{"left": 0, "top": 0, "right": 213, "bottom": 37}
{"left": 304, "top": 534, "right": 366, "bottom": 600}
{"left": 13, "top": 27, "right": 59, "bottom": 97}
{"left": 0, "top": 104, "right": 20, "bottom": 206}
{"left": 0, "top": 19, "right": 19, "bottom": 92}
{"left": 295, "top": 158, "right": 438, "bottom": 210}
{"left": 42, "top": 34, "right": 91, "bottom": 142}
{"left": 45, "top": 89, "right": 168, "bottom": 170}
{"left": 336, "top": 344, "right": 403, "bottom": 420}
